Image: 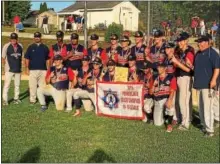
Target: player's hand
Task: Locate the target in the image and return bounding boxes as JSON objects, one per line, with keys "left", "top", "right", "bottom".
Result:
{"left": 73, "top": 70, "right": 78, "bottom": 77}
{"left": 171, "top": 56, "right": 178, "bottom": 64}
{"left": 50, "top": 72, "right": 55, "bottom": 78}
{"left": 210, "top": 79, "right": 217, "bottom": 89}
{"left": 165, "top": 99, "right": 172, "bottom": 109}
{"left": 25, "top": 69, "right": 30, "bottom": 75}
{"left": 86, "top": 72, "right": 92, "bottom": 78}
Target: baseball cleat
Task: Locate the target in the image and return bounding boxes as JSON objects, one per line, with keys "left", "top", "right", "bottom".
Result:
{"left": 178, "top": 125, "right": 189, "bottom": 131}
{"left": 40, "top": 105, "right": 48, "bottom": 112}
{"left": 166, "top": 125, "right": 173, "bottom": 133}
{"left": 13, "top": 99, "right": 22, "bottom": 104}
{"left": 2, "top": 101, "right": 9, "bottom": 106}
{"left": 204, "top": 132, "right": 214, "bottom": 137}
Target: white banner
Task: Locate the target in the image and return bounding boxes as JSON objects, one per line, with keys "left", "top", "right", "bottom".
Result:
{"left": 95, "top": 81, "right": 144, "bottom": 120}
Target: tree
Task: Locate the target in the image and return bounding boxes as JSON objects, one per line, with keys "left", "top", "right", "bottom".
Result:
{"left": 7, "top": 1, "right": 31, "bottom": 22}
{"left": 39, "top": 2, "right": 48, "bottom": 13}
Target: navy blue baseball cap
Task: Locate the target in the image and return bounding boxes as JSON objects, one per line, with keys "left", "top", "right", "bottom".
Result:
{"left": 71, "top": 33, "right": 79, "bottom": 40}
{"left": 107, "top": 59, "right": 116, "bottom": 66}
{"left": 110, "top": 33, "right": 119, "bottom": 40}
{"left": 154, "top": 30, "right": 164, "bottom": 38}
{"left": 92, "top": 57, "right": 102, "bottom": 64}
{"left": 134, "top": 31, "right": 144, "bottom": 37}
{"left": 82, "top": 55, "right": 90, "bottom": 61}
{"left": 54, "top": 55, "right": 63, "bottom": 60}
{"left": 90, "top": 34, "right": 99, "bottom": 40}
{"left": 10, "top": 33, "right": 18, "bottom": 39}
{"left": 165, "top": 41, "right": 176, "bottom": 48}
{"left": 56, "top": 30, "right": 64, "bottom": 38}
{"left": 176, "top": 32, "right": 190, "bottom": 42}
{"left": 34, "top": 32, "right": 42, "bottom": 38}
{"left": 195, "top": 35, "right": 209, "bottom": 43}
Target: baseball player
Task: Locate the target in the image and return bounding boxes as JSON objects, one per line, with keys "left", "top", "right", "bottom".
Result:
{"left": 131, "top": 31, "right": 146, "bottom": 69}
{"left": 66, "top": 55, "right": 92, "bottom": 112}
{"left": 102, "top": 59, "right": 116, "bottom": 82}
{"left": 86, "top": 34, "right": 108, "bottom": 66}
{"left": 2, "top": 33, "right": 23, "bottom": 105}
{"left": 194, "top": 35, "right": 219, "bottom": 137}
{"left": 116, "top": 36, "right": 131, "bottom": 67}
{"left": 72, "top": 57, "right": 102, "bottom": 116}
{"left": 25, "top": 32, "right": 50, "bottom": 104}
{"left": 49, "top": 30, "right": 68, "bottom": 67}
{"left": 127, "top": 55, "right": 144, "bottom": 82}
{"left": 105, "top": 33, "right": 122, "bottom": 62}
{"left": 146, "top": 30, "right": 166, "bottom": 74}
{"left": 66, "top": 33, "right": 87, "bottom": 70}
{"left": 151, "top": 62, "right": 177, "bottom": 132}
{"left": 174, "top": 32, "right": 195, "bottom": 130}
{"left": 37, "top": 55, "right": 74, "bottom": 111}
{"left": 140, "top": 62, "right": 154, "bottom": 123}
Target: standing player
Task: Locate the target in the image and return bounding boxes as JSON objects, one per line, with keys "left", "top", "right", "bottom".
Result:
{"left": 25, "top": 32, "right": 50, "bottom": 104}
{"left": 2, "top": 33, "right": 23, "bottom": 105}
{"left": 174, "top": 32, "right": 195, "bottom": 130}
{"left": 131, "top": 31, "right": 146, "bottom": 69}
{"left": 37, "top": 55, "right": 74, "bottom": 111}
{"left": 105, "top": 33, "right": 122, "bottom": 62}
{"left": 66, "top": 33, "right": 87, "bottom": 70}
{"left": 147, "top": 30, "right": 166, "bottom": 74}
{"left": 116, "top": 36, "right": 131, "bottom": 67}
{"left": 49, "top": 30, "right": 68, "bottom": 67}
{"left": 151, "top": 62, "right": 177, "bottom": 132}
{"left": 72, "top": 57, "right": 102, "bottom": 116}
{"left": 86, "top": 34, "right": 107, "bottom": 66}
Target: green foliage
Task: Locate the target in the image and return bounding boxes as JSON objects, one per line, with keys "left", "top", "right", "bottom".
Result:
{"left": 39, "top": 2, "right": 48, "bottom": 13}
{"left": 104, "top": 22, "right": 123, "bottom": 42}
{"left": 7, "top": 1, "right": 31, "bottom": 22}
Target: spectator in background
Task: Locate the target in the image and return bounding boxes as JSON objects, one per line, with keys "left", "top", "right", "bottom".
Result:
{"left": 191, "top": 16, "right": 199, "bottom": 37}
{"left": 69, "top": 15, "right": 75, "bottom": 31}
{"left": 13, "top": 15, "right": 20, "bottom": 33}
{"left": 42, "top": 15, "right": 49, "bottom": 34}
{"left": 76, "top": 15, "right": 82, "bottom": 33}
{"left": 66, "top": 15, "right": 72, "bottom": 32}
{"left": 211, "top": 20, "right": 218, "bottom": 44}
{"left": 199, "top": 19, "right": 206, "bottom": 35}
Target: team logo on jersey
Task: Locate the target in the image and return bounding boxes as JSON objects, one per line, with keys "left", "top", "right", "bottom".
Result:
{"left": 11, "top": 53, "right": 21, "bottom": 59}
{"left": 141, "top": 48, "right": 144, "bottom": 51}
{"left": 102, "top": 89, "right": 119, "bottom": 109}
{"left": 63, "top": 67, "right": 67, "bottom": 71}
{"left": 166, "top": 80, "right": 170, "bottom": 85}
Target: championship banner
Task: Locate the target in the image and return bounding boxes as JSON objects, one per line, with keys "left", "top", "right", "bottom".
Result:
{"left": 95, "top": 81, "right": 144, "bottom": 120}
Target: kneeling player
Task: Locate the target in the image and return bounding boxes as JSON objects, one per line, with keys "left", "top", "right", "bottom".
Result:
{"left": 151, "top": 62, "right": 177, "bottom": 132}
{"left": 37, "top": 55, "right": 74, "bottom": 111}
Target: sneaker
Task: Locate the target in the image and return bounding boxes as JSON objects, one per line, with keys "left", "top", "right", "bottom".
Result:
{"left": 3, "top": 101, "right": 8, "bottom": 106}
{"left": 204, "top": 132, "right": 214, "bottom": 137}
{"left": 30, "top": 101, "right": 37, "bottom": 105}
{"left": 166, "top": 124, "right": 173, "bottom": 133}
{"left": 40, "top": 105, "right": 48, "bottom": 112}
{"left": 178, "top": 125, "right": 189, "bottom": 131}
{"left": 64, "top": 109, "right": 72, "bottom": 113}
{"left": 13, "top": 99, "right": 22, "bottom": 104}
{"left": 73, "top": 110, "right": 81, "bottom": 117}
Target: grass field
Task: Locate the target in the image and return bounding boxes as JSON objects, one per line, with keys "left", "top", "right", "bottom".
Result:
{"left": 1, "top": 81, "right": 219, "bottom": 163}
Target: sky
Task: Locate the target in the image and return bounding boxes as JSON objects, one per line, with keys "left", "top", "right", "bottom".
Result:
{"left": 31, "top": 1, "right": 75, "bottom": 12}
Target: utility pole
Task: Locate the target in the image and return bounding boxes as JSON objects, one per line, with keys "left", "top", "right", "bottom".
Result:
{"left": 147, "top": 1, "right": 150, "bottom": 46}
{"left": 2, "top": 1, "right": 5, "bottom": 23}
{"left": 84, "top": 1, "right": 88, "bottom": 49}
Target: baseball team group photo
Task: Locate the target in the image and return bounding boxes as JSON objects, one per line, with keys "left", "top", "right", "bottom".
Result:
{"left": 1, "top": 0, "right": 219, "bottom": 163}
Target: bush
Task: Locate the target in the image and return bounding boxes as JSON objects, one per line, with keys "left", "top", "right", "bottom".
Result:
{"left": 104, "top": 22, "right": 123, "bottom": 42}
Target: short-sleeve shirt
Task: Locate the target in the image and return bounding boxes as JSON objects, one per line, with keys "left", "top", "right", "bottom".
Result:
{"left": 25, "top": 43, "right": 50, "bottom": 70}
{"left": 194, "top": 47, "right": 220, "bottom": 89}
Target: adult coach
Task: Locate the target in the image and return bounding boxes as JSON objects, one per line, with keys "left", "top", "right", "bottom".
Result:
{"left": 25, "top": 32, "right": 50, "bottom": 104}
{"left": 2, "top": 33, "right": 23, "bottom": 105}
{"left": 194, "top": 35, "right": 220, "bottom": 137}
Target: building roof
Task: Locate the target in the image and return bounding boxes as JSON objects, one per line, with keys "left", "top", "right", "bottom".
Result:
{"left": 39, "top": 10, "right": 57, "bottom": 16}
{"left": 58, "top": 1, "right": 122, "bottom": 13}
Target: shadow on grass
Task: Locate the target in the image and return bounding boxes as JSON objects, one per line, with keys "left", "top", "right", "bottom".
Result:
{"left": 191, "top": 108, "right": 201, "bottom": 129}
{"left": 8, "top": 89, "right": 29, "bottom": 104}
{"left": 86, "top": 149, "right": 116, "bottom": 163}
{"left": 2, "top": 146, "right": 41, "bottom": 163}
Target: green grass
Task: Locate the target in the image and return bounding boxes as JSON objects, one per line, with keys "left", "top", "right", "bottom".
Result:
{"left": 1, "top": 81, "right": 219, "bottom": 163}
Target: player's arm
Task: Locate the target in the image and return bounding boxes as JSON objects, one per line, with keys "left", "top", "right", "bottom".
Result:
{"left": 45, "top": 69, "right": 52, "bottom": 85}
{"left": 171, "top": 56, "right": 191, "bottom": 72}
{"left": 166, "top": 77, "right": 177, "bottom": 109}
{"left": 82, "top": 72, "right": 91, "bottom": 86}
{"left": 68, "top": 68, "right": 75, "bottom": 88}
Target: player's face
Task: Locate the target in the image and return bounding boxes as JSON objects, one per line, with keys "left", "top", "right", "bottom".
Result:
{"left": 198, "top": 41, "right": 209, "bottom": 51}
{"left": 108, "top": 65, "right": 115, "bottom": 72}
{"left": 91, "top": 40, "right": 98, "bottom": 46}
{"left": 93, "top": 63, "right": 100, "bottom": 69}
{"left": 121, "top": 41, "right": 128, "bottom": 48}
{"left": 165, "top": 48, "right": 174, "bottom": 56}
{"left": 71, "top": 39, "right": 78, "bottom": 45}
{"left": 135, "top": 37, "right": 142, "bottom": 44}
{"left": 128, "top": 60, "right": 136, "bottom": 67}
{"left": 154, "top": 37, "right": 162, "bottom": 45}
{"left": 34, "top": 37, "right": 41, "bottom": 43}
{"left": 111, "top": 39, "right": 117, "bottom": 45}
{"left": 82, "top": 60, "right": 89, "bottom": 66}
{"left": 10, "top": 39, "right": 18, "bottom": 45}
{"left": 57, "top": 37, "right": 63, "bottom": 43}
{"left": 54, "top": 59, "right": 63, "bottom": 67}
{"left": 157, "top": 66, "right": 166, "bottom": 75}
{"left": 178, "top": 40, "right": 187, "bottom": 49}
{"left": 144, "top": 68, "right": 151, "bottom": 74}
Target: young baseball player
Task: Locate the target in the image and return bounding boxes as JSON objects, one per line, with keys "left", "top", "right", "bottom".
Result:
{"left": 86, "top": 34, "right": 108, "bottom": 66}
{"left": 151, "top": 62, "right": 177, "bottom": 132}
{"left": 174, "top": 32, "right": 195, "bottom": 130}
{"left": 102, "top": 59, "right": 116, "bottom": 82}
{"left": 116, "top": 36, "right": 131, "bottom": 68}
{"left": 37, "top": 55, "right": 74, "bottom": 111}
{"left": 49, "top": 30, "right": 68, "bottom": 67}
{"left": 2, "top": 33, "right": 23, "bottom": 105}
{"left": 66, "top": 55, "right": 92, "bottom": 112}
{"left": 140, "top": 62, "right": 154, "bottom": 123}
{"left": 72, "top": 57, "right": 102, "bottom": 116}
{"left": 105, "top": 34, "right": 122, "bottom": 62}
{"left": 131, "top": 31, "right": 146, "bottom": 69}
{"left": 66, "top": 33, "right": 87, "bottom": 70}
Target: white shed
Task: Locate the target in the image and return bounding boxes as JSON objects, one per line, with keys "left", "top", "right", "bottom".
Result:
{"left": 57, "top": 1, "right": 140, "bottom": 31}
